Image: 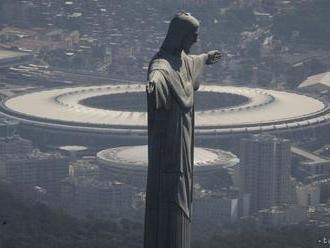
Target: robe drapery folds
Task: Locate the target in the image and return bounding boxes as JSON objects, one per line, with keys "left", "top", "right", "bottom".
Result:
{"left": 144, "top": 50, "right": 207, "bottom": 248}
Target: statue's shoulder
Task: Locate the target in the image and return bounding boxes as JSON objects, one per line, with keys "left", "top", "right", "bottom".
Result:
{"left": 149, "top": 57, "right": 170, "bottom": 73}
{"left": 149, "top": 52, "right": 173, "bottom": 73}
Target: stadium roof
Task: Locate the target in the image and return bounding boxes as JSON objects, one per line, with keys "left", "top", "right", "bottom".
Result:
{"left": 298, "top": 72, "right": 330, "bottom": 89}
{"left": 0, "top": 49, "right": 30, "bottom": 60}
{"left": 1, "top": 84, "right": 329, "bottom": 135}
{"left": 97, "top": 145, "right": 239, "bottom": 168}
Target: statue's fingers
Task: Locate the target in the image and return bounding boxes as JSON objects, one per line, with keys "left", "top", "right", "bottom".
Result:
{"left": 214, "top": 55, "right": 222, "bottom": 60}
{"left": 215, "top": 57, "right": 222, "bottom": 62}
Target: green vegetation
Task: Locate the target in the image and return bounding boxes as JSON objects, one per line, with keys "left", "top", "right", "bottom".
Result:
{"left": 197, "top": 6, "right": 256, "bottom": 46}
{"left": 195, "top": 224, "right": 321, "bottom": 248}
{"left": 0, "top": 183, "right": 143, "bottom": 248}
{"left": 273, "top": 0, "right": 330, "bottom": 47}
{"left": 0, "top": 182, "right": 327, "bottom": 248}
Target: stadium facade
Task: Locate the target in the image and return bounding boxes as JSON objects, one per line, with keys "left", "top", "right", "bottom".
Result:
{"left": 96, "top": 145, "right": 239, "bottom": 188}
{"left": 0, "top": 84, "right": 329, "bottom": 148}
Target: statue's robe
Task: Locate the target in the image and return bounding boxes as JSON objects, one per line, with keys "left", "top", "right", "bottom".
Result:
{"left": 144, "top": 50, "right": 206, "bottom": 248}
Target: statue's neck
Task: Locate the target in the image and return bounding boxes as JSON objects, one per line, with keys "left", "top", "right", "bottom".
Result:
{"left": 159, "top": 48, "right": 184, "bottom": 59}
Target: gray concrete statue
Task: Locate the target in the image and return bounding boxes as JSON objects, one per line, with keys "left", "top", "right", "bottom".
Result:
{"left": 144, "top": 12, "right": 222, "bottom": 248}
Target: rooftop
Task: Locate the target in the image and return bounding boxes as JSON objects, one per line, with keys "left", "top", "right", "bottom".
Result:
{"left": 2, "top": 84, "right": 329, "bottom": 136}
{"left": 59, "top": 145, "right": 88, "bottom": 152}
{"left": 299, "top": 72, "right": 330, "bottom": 89}
{"left": 0, "top": 49, "right": 31, "bottom": 60}
{"left": 243, "top": 134, "right": 289, "bottom": 143}
{"left": 291, "top": 146, "right": 329, "bottom": 163}
{"left": 97, "top": 145, "right": 239, "bottom": 168}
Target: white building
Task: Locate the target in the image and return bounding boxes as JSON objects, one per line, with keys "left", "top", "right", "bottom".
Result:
{"left": 296, "top": 183, "right": 320, "bottom": 207}
{"left": 258, "top": 205, "right": 307, "bottom": 226}
{"left": 60, "top": 177, "right": 136, "bottom": 220}
{"left": 194, "top": 191, "right": 239, "bottom": 225}
{"left": 192, "top": 190, "right": 239, "bottom": 240}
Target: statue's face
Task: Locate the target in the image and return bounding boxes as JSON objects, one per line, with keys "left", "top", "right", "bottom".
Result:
{"left": 182, "top": 29, "right": 198, "bottom": 54}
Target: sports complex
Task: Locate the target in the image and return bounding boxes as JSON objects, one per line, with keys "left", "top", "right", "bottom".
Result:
{"left": 96, "top": 145, "right": 239, "bottom": 188}
{"left": 0, "top": 84, "right": 329, "bottom": 148}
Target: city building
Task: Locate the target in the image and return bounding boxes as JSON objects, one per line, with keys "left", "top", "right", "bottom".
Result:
{"left": 0, "top": 27, "right": 80, "bottom": 53}
{"left": 291, "top": 146, "right": 330, "bottom": 175}
{"left": 0, "top": 121, "right": 69, "bottom": 196}
{"left": 193, "top": 190, "right": 238, "bottom": 239}
{"left": 257, "top": 205, "right": 307, "bottom": 226}
{"left": 192, "top": 187, "right": 251, "bottom": 240}
{"left": 60, "top": 176, "right": 136, "bottom": 220}
{"left": 58, "top": 145, "right": 88, "bottom": 161}
{"left": 0, "top": 49, "right": 33, "bottom": 68}
{"left": 59, "top": 156, "right": 138, "bottom": 220}
{"left": 4, "top": 150, "right": 69, "bottom": 195}
{"left": 296, "top": 183, "right": 321, "bottom": 207}
{"left": 239, "top": 134, "right": 292, "bottom": 213}
{"left": 0, "top": 118, "right": 19, "bottom": 137}
{"left": 69, "top": 156, "right": 100, "bottom": 177}
{"left": 309, "top": 203, "right": 330, "bottom": 227}
{"left": 0, "top": 136, "right": 32, "bottom": 155}
{"left": 300, "top": 177, "right": 330, "bottom": 205}
{"left": 0, "top": 135, "right": 33, "bottom": 178}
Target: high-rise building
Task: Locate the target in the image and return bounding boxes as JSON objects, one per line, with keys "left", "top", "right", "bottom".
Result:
{"left": 239, "top": 134, "right": 291, "bottom": 213}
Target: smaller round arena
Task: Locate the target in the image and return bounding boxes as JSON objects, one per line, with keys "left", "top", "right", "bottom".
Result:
{"left": 96, "top": 145, "right": 239, "bottom": 189}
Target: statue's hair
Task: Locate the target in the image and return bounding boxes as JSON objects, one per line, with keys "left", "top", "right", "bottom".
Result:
{"left": 171, "top": 12, "right": 199, "bottom": 32}
{"left": 160, "top": 12, "right": 199, "bottom": 54}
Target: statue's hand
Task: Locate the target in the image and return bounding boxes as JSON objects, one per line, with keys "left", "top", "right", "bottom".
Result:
{"left": 146, "top": 81, "right": 155, "bottom": 94}
{"left": 206, "top": 50, "right": 223, "bottom": 65}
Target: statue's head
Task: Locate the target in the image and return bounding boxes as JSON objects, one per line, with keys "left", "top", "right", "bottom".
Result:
{"left": 161, "top": 12, "right": 200, "bottom": 55}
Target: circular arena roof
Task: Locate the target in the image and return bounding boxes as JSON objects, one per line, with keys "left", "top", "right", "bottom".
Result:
{"left": 1, "top": 84, "right": 330, "bottom": 135}
{"left": 59, "top": 145, "right": 88, "bottom": 152}
{"left": 96, "top": 145, "right": 239, "bottom": 171}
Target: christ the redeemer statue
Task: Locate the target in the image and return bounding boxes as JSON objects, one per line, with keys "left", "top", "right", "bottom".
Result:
{"left": 144, "top": 12, "right": 222, "bottom": 248}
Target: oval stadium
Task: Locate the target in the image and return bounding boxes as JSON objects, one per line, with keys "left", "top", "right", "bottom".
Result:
{"left": 0, "top": 84, "right": 329, "bottom": 148}
{"left": 96, "top": 145, "right": 239, "bottom": 189}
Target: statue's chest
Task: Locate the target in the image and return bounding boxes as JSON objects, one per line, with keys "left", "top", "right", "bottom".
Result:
{"left": 175, "top": 62, "right": 193, "bottom": 94}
